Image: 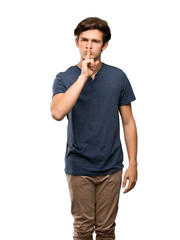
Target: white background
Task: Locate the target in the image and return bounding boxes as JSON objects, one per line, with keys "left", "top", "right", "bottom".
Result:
{"left": 0, "top": 0, "right": 180, "bottom": 239}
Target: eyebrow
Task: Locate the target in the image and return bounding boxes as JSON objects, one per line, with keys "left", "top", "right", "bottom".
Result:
{"left": 80, "top": 37, "right": 102, "bottom": 43}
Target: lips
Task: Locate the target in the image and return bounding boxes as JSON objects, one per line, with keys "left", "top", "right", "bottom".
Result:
{"left": 84, "top": 51, "right": 93, "bottom": 55}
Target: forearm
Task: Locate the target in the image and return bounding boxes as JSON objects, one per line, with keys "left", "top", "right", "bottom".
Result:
{"left": 51, "top": 75, "right": 87, "bottom": 120}
{"left": 123, "top": 118, "right": 138, "bottom": 166}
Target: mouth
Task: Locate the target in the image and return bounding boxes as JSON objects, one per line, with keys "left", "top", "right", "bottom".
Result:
{"left": 84, "top": 51, "right": 93, "bottom": 55}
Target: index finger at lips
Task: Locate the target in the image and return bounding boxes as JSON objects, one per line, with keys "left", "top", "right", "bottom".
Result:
{"left": 85, "top": 49, "right": 90, "bottom": 59}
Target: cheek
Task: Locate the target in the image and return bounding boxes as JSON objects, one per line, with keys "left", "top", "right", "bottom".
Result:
{"left": 94, "top": 46, "right": 102, "bottom": 53}
{"left": 79, "top": 44, "right": 85, "bottom": 53}
{"left": 79, "top": 42, "right": 85, "bottom": 48}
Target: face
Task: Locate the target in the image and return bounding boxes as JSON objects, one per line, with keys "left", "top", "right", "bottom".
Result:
{"left": 75, "top": 29, "right": 108, "bottom": 61}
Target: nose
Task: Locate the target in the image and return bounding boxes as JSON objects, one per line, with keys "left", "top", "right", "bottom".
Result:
{"left": 86, "top": 40, "right": 92, "bottom": 49}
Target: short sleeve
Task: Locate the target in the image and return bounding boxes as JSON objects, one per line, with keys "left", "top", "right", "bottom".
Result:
{"left": 52, "top": 73, "right": 67, "bottom": 97}
{"left": 119, "top": 72, "right": 136, "bottom": 107}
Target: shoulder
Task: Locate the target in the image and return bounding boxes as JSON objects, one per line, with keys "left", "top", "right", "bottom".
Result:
{"left": 102, "top": 63, "right": 128, "bottom": 86}
{"left": 56, "top": 65, "right": 77, "bottom": 79}
{"left": 54, "top": 65, "right": 80, "bottom": 87}
{"left": 102, "top": 62, "right": 126, "bottom": 78}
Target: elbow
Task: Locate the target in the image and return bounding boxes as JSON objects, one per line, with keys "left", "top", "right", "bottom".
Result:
{"left": 51, "top": 109, "right": 64, "bottom": 121}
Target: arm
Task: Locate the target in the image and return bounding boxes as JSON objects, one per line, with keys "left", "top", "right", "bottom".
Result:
{"left": 50, "top": 75, "right": 87, "bottom": 121}
{"left": 50, "top": 50, "right": 99, "bottom": 121}
{"left": 119, "top": 103, "right": 138, "bottom": 193}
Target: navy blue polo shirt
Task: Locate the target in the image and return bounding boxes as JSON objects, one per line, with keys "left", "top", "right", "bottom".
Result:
{"left": 52, "top": 62, "right": 136, "bottom": 176}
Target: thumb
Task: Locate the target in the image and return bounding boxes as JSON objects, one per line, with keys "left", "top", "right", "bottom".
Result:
{"left": 94, "top": 60, "right": 99, "bottom": 67}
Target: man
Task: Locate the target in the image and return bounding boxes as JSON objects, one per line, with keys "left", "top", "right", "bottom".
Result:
{"left": 51, "top": 17, "right": 138, "bottom": 240}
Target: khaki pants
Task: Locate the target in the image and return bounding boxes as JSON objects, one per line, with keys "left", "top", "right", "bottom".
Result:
{"left": 66, "top": 168, "right": 123, "bottom": 240}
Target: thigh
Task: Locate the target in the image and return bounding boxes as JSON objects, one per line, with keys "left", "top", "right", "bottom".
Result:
{"left": 95, "top": 169, "right": 123, "bottom": 230}
{"left": 66, "top": 174, "right": 96, "bottom": 233}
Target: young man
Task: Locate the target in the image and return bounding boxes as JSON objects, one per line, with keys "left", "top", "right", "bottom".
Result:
{"left": 51, "top": 17, "right": 138, "bottom": 240}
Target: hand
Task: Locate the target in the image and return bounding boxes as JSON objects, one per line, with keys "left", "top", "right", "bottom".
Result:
{"left": 122, "top": 164, "right": 138, "bottom": 194}
{"left": 81, "top": 50, "right": 99, "bottom": 79}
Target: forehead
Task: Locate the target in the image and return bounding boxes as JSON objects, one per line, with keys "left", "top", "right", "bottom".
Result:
{"left": 79, "top": 29, "right": 103, "bottom": 40}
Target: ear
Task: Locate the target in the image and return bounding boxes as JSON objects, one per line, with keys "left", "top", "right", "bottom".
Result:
{"left": 102, "top": 41, "right": 108, "bottom": 51}
{"left": 75, "top": 37, "right": 79, "bottom": 48}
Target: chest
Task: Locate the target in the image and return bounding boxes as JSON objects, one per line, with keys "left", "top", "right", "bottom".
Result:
{"left": 74, "top": 75, "right": 121, "bottom": 117}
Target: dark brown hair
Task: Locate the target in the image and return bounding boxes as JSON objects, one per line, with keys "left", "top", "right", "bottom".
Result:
{"left": 74, "top": 17, "right": 111, "bottom": 46}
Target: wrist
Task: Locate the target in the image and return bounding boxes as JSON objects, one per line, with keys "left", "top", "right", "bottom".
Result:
{"left": 79, "top": 74, "right": 89, "bottom": 82}
{"left": 129, "top": 160, "right": 138, "bottom": 167}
